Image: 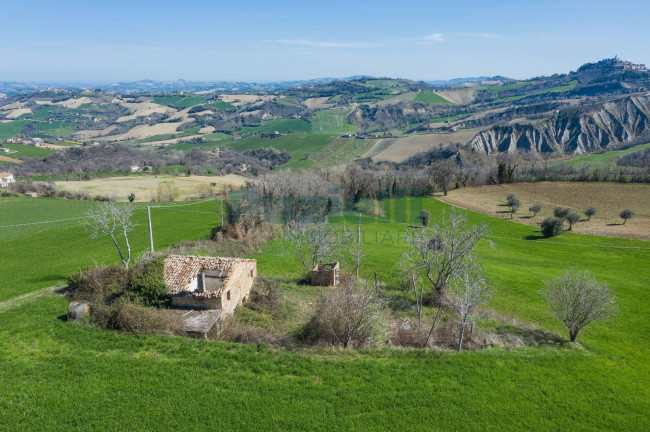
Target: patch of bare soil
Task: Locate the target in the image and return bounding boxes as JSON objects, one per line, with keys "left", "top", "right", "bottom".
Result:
{"left": 373, "top": 130, "right": 478, "bottom": 162}
{"left": 437, "top": 182, "right": 650, "bottom": 241}
{"left": 438, "top": 89, "right": 477, "bottom": 105}
{"left": 0, "top": 155, "right": 22, "bottom": 164}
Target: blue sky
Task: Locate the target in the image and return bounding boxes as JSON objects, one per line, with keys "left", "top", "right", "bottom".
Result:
{"left": 1, "top": 0, "right": 648, "bottom": 83}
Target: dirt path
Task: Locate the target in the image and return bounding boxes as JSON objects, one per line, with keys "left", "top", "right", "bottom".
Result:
{"left": 0, "top": 284, "right": 65, "bottom": 314}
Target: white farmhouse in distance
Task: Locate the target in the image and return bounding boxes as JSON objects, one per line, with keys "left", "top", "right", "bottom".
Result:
{"left": 0, "top": 172, "right": 15, "bottom": 188}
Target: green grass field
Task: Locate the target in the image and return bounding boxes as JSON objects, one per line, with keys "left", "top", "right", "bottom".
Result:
{"left": 487, "top": 81, "right": 533, "bottom": 93}
{"left": 493, "top": 80, "right": 579, "bottom": 103}
{"left": 0, "top": 195, "right": 648, "bottom": 430}
{"left": 311, "top": 137, "right": 375, "bottom": 166}
{"left": 0, "top": 143, "right": 55, "bottom": 159}
{"left": 138, "top": 125, "right": 202, "bottom": 143}
{"left": 35, "top": 120, "right": 76, "bottom": 137}
{"left": 311, "top": 108, "right": 357, "bottom": 134}
{"left": 204, "top": 100, "right": 237, "bottom": 111}
{"left": 556, "top": 142, "right": 650, "bottom": 169}
{"left": 0, "top": 120, "right": 30, "bottom": 139}
{"left": 238, "top": 118, "right": 313, "bottom": 135}
{"left": 152, "top": 95, "right": 210, "bottom": 108}
{"left": 413, "top": 91, "right": 455, "bottom": 105}
{"left": 225, "top": 133, "right": 336, "bottom": 169}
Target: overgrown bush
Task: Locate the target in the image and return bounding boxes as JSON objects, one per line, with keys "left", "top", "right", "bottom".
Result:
{"left": 245, "top": 277, "right": 286, "bottom": 318}
{"left": 301, "top": 282, "right": 385, "bottom": 348}
{"left": 541, "top": 217, "right": 564, "bottom": 237}
{"left": 93, "top": 298, "right": 181, "bottom": 334}
{"left": 127, "top": 256, "right": 171, "bottom": 308}
{"left": 67, "top": 265, "right": 129, "bottom": 302}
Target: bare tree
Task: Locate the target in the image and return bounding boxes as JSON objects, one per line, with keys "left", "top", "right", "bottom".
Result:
{"left": 430, "top": 159, "right": 458, "bottom": 196}
{"left": 445, "top": 261, "right": 493, "bottom": 351}
{"left": 543, "top": 269, "right": 618, "bottom": 342}
{"left": 284, "top": 222, "right": 346, "bottom": 271}
{"left": 403, "top": 209, "right": 490, "bottom": 343}
{"left": 337, "top": 164, "right": 376, "bottom": 203}
{"left": 85, "top": 202, "right": 135, "bottom": 269}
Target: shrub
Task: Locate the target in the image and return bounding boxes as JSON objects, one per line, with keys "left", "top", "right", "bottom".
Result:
{"left": 506, "top": 193, "right": 521, "bottom": 208}
{"left": 584, "top": 206, "right": 597, "bottom": 221}
{"left": 301, "top": 282, "right": 385, "bottom": 348}
{"left": 245, "top": 277, "right": 286, "bottom": 318}
{"left": 127, "top": 256, "right": 171, "bottom": 308}
{"left": 529, "top": 204, "right": 542, "bottom": 217}
{"left": 93, "top": 298, "right": 181, "bottom": 334}
{"left": 541, "top": 217, "right": 564, "bottom": 237}
{"left": 619, "top": 209, "right": 634, "bottom": 224}
{"left": 553, "top": 206, "right": 570, "bottom": 219}
{"left": 566, "top": 212, "right": 581, "bottom": 230}
{"left": 67, "top": 265, "right": 129, "bottom": 302}
{"left": 421, "top": 210, "right": 431, "bottom": 227}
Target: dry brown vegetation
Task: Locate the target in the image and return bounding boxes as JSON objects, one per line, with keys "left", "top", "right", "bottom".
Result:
{"left": 372, "top": 130, "right": 478, "bottom": 162}
{"left": 55, "top": 174, "right": 247, "bottom": 201}
{"left": 437, "top": 182, "right": 650, "bottom": 240}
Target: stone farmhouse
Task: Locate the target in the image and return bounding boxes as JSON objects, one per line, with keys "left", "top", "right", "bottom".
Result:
{"left": 163, "top": 255, "right": 257, "bottom": 313}
{"left": 0, "top": 172, "right": 15, "bottom": 188}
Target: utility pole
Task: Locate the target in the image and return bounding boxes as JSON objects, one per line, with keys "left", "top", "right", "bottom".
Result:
{"left": 219, "top": 195, "right": 224, "bottom": 227}
{"left": 356, "top": 213, "right": 361, "bottom": 280}
{"left": 147, "top": 206, "right": 154, "bottom": 253}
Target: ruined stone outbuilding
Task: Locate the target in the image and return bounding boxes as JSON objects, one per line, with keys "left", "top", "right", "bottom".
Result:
{"left": 311, "top": 262, "right": 340, "bottom": 287}
{"left": 163, "top": 255, "right": 257, "bottom": 314}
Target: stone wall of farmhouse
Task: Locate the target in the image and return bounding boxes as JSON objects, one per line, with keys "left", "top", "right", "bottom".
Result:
{"left": 221, "top": 261, "right": 257, "bottom": 314}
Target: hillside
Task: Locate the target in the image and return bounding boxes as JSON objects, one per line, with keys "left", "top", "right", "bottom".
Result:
{"left": 1, "top": 58, "right": 649, "bottom": 172}
{"left": 1, "top": 195, "right": 649, "bottom": 430}
{"left": 469, "top": 94, "right": 650, "bottom": 154}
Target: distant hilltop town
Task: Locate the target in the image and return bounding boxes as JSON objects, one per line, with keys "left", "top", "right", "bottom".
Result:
{"left": 613, "top": 56, "right": 647, "bottom": 72}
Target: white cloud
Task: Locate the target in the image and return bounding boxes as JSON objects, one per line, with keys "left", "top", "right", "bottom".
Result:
{"left": 462, "top": 32, "right": 501, "bottom": 39}
{"left": 419, "top": 33, "right": 445, "bottom": 44}
{"left": 262, "top": 39, "right": 380, "bottom": 49}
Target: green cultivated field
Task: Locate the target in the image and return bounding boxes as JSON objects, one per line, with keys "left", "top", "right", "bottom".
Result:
{"left": 0, "top": 196, "right": 648, "bottom": 430}
{"left": 152, "top": 95, "right": 210, "bottom": 108}
{"left": 204, "top": 100, "right": 237, "bottom": 111}
{"left": 0, "top": 120, "right": 30, "bottom": 139}
{"left": 413, "top": 91, "right": 455, "bottom": 104}
{"left": 558, "top": 142, "right": 650, "bottom": 169}
{"left": 488, "top": 81, "right": 532, "bottom": 93}
{"left": 0, "top": 143, "right": 55, "bottom": 158}
{"left": 311, "top": 108, "right": 357, "bottom": 134}
{"left": 225, "top": 134, "right": 336, "bottom": 169}
{"left": 493, "top": 80, "right": 579, "bottom": 103}
{"left": 238, "top": 118, "right": 313, "bottom": 135}
{"left": 35, "top": 120, "right": 76, "bottom": 137}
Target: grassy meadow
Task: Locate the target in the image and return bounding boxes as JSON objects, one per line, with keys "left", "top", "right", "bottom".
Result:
{"left": 0, "top": 120, "right": 30, "bottom": 139}
{"left": 413, "top": 91, "right": 455, "bottom": 104}
{"left": 311, "top": 108, "right": 357, "bottom": 134}
{"left": 0, "top": 195, "right": 649, "bottom": 430}
{"left": 558, "top": 142, "right": 650, "bottom": 169}
{"left": 224, "top": 134, "right": 337, "bottom": 169}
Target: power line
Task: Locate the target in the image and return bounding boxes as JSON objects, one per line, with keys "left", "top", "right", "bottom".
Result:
{"left": 0, "top": 216, "right": 87, "bottom": 228}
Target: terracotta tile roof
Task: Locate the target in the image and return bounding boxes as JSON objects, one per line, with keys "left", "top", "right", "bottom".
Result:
{"left": 163, "top": 255, "right": 254, "bottom": 296}
{"left": 0, "top": 172, "right": 13, "bottom": 178}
